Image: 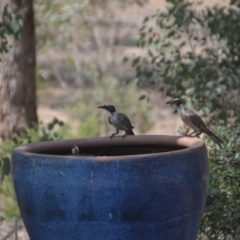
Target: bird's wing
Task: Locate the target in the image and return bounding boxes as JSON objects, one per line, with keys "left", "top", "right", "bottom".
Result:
{"left": 118, "top": 113, "right": 134, "bottom": 129}
{"left": 185, "top": 108, "right": 207, "bottom": 129}
{"left": 108, "top": 116, "right": 112, "bottom": 125}
{"left": 185, "top": 109, "right": 224, "bottom": 148}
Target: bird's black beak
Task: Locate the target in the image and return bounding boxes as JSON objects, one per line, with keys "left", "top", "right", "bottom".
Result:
{"left": 166, "top": 100, "right": 172, "bottom": 104}
{"left": 98, "top": 105, "right": 108, "bottom": 110}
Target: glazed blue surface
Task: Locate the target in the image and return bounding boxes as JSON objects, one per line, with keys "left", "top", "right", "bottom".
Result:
{"left": 12, "top": 145, "right": 208, "bottom": 240}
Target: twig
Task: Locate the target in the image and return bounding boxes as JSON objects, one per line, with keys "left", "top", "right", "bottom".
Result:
{"left": 15, "top": 219, "right": 18, "bottom": 240}
{"left": 2, "top": 221, "right": 23, "bottom": 240}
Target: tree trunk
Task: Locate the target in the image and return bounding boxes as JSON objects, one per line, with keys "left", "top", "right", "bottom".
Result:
{"left": 0, "top": 0, "right": 38, "bottom": 139}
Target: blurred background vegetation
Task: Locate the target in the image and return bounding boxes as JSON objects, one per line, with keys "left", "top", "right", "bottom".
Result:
{"left": 34, "top": 0, "right": 160, "bottom": 137}
{"left": 1, "top": 0, "right": 240, "bottom": 239}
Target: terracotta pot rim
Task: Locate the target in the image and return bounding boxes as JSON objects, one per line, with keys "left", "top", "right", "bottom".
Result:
{"left": 12, "top": 135, "right": 206, "bottom": 161}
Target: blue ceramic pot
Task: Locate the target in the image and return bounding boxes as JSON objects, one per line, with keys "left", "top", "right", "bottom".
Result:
{"left": 12, "top": 135, "right": 209, "bottom": 240}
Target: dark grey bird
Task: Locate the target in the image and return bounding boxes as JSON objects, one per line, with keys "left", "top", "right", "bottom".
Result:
{"left": 98, "top": 105, "right": 135, "bottom": 139}
{"left": 166, "top": 98, "right": 224, "bottom": 149}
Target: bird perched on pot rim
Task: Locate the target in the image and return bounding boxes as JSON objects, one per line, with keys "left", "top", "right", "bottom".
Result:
{"left": 98, "top": 105, "right": 135, "bottom": 139}
{"left": 166, "top": 97, "right": 224, "bottom": 149}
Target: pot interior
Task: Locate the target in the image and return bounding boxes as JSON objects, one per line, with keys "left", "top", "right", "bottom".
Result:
{"left": 18, "top": 136, "right": 202, "bottom": 158}
{"left": 31, "top": 144, "right": 186, "bottom": 157}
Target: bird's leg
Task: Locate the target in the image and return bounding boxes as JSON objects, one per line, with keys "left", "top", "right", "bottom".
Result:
{"left": 184, "top": 130, "right": 196, "bottom": 137}
{"left": 122, "top": 133, "right": 127, "bottom": 140}
{"left": 191, "top": 131, "right": 202, "bottom": 137}
{"left": 185, "top": 131, "right": 202, "bottom": 138}
{"left": 110, "top": 129, "right": 119, "bottom": 139}
{"left": 187, "top": 131, "right": 197, "bottom": 137}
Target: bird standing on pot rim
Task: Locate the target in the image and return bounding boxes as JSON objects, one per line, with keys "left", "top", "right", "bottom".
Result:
{"left": 98, "top": 105, "right": 135, "bottom": 139}
{"left": 166, "top": 98, "right": 224, "bottom": 149}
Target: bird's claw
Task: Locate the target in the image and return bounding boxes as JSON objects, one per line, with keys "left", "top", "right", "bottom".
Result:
{"left": 183, "top": 133, "right": 201, "bottom": 138}
{"left": 122, "top": 134, "right": 127, "bottom": 140}
{"left": 110, "top": 134, "right": 116, "bottom": 139}
{"left": 184, "top": 134, "right": 195, "bottom": 138}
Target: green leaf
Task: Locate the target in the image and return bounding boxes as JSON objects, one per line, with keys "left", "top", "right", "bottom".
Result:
{"left": 216, "top": 84, "right": 227, "bottom": 94}
{"left": 143, "top": 16, "right": 149, "bottom": 24}
{"left": 132, "top": 57, "right": 140, "bottom": 67}
{"left": 138, "top": 94, "right": 146, "bottom": 100}
{"left": 185, "top": 87, "right": 195, "bottom": 95}
{"left": 151, "top": 56, "right": 159, "bottom": 64}
{"left": 122, "top": 56, "right": 128, "bottom": 63}
{"left": 47, "top": 123, "right": 54, "bottom": 130}
{"left": 58, "top": 121, "right": 64, "bottom": 126}
{"left": 140, "top": 40, "right": 146, "bottom": 48}
{"left": 206, "top": 81, "right": 214, "bottom": 88}
{"left": 148, "top": 37, "right": 153, "bottom": 45}
{"left": 123, "top": 79, "right": 131, "bottom": 85}
{"left": 148, "top": 49, "right": 154, "bottom": 57}
{"left": 167, "top": 30, "right": 176, "bottom": 38}
{"left": 2, "top": 157, "right": 11, "bottom": 176}
{"left": 139, "top": 25, "right": 146, "bottom": 31}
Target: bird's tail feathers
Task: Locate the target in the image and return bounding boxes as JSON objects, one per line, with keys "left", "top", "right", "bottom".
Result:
{"left": 126, "top": 128, "right": 135, "bottom": 135}
{"left": 202, "top": 127, "right": 224, "bottom": 149}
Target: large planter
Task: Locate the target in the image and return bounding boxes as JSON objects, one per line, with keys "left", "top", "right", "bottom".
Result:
{"left": 12, "top": 135, "right": 209, "bottom": 240}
